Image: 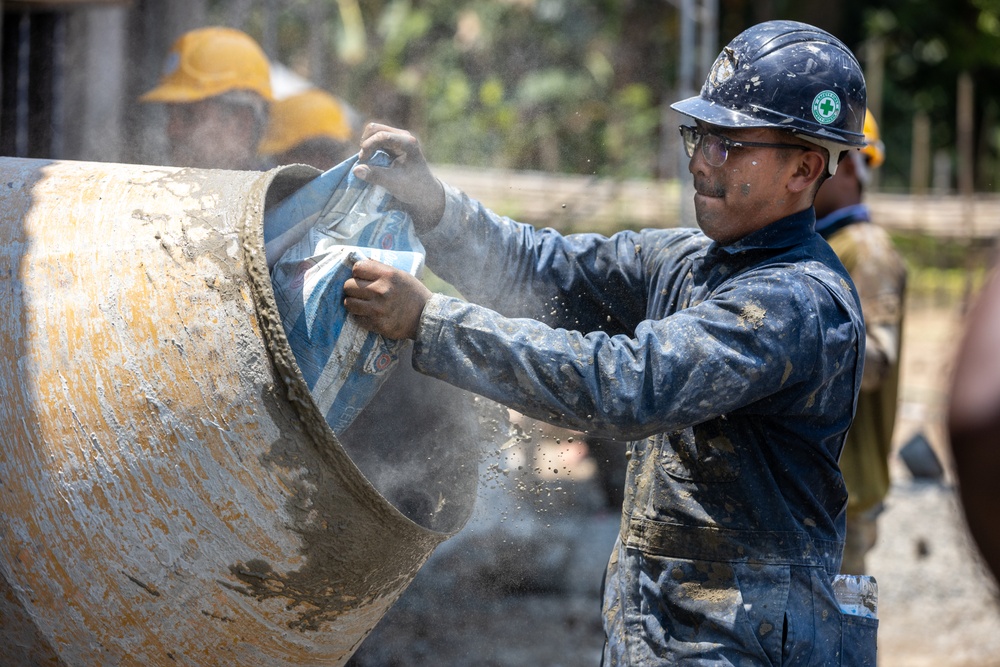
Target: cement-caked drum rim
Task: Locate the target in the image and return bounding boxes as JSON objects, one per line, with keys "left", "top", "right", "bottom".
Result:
{"left": 237, "top": 164, "right": 454, "bottom": 540}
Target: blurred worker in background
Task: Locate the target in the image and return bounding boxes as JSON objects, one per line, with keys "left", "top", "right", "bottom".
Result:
{"left": 813, "top": 110, "right": 908, "bottom": 575}
{"left": 140, "top": 26, "right": 273, "bottom": 171}
{"left": 948, "top": 262, "right": 1000, "bottom": 583}
{"left": 258, "top": 88, "right": 358, "bottom": 171}
{"left": 342, "top": 21, "right": 877, "bottom": 664}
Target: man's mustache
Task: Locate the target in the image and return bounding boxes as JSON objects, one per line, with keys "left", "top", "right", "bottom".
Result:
{"left": 694, "top": 178, "right": 725, "bottom": 198}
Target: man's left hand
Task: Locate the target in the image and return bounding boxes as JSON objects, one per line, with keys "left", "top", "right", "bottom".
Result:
{"left": 343, "top": 259, "right": 432, "bottom": 340}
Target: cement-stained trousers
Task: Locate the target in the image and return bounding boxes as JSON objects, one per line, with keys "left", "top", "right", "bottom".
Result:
{"left": 601, "top": 536, "right": 877, "bottom": 665}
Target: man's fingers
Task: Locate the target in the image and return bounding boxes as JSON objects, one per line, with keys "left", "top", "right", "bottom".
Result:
{"left": 359, "top": 122, "right": 400, "bottom": 143}
{"left": 344, "top": 295, "right": 392, "bottom": 333}
{"left": 350, "top": 259, "right": 391, "bottom": 282}
{"left": 357, "top": 127, "right": 418, "bottom": 164}
{"left": 342, "top": 261, "right": 430, "bottom": 341}
{"left": 343, "top": 261, "right": 381, "bottom": 297}
{"left": 352, "top": 131, "right": 414, "bottom": 190}
{"left": 354, "top": 157, "right": 412, "bottom": 191}
{"left": 351, "top": 163, "right": 395, "bottom": 190}
{"left": 351, "top": 124, "right": 443, "bottom": 229}
{"left": 344, "top": 261, "right": 396, "bottom": 304}
{"left": 343, "top": 295, "right": 373, "bottom": 316}
{"left": 359, "top": 125, "right": 417, "bottom": 152}
{"left": 342, "top": 280, "right": 371, "bottom": 301}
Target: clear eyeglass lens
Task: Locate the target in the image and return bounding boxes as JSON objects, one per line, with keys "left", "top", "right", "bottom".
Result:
{"left": 701, "top": 134, "right": 728, "bottom": 167}
{"left": 679, "top": 126, "right": 729, "bottom": 167}
{"left": 681, "top": 127, "right": 698, "bottom": 158}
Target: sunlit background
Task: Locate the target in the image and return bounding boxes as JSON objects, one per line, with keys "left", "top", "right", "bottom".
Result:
{"left": 3, "top": 1, "right": 999, "bottom": 665}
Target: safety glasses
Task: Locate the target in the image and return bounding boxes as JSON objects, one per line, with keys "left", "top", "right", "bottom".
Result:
{"left": 679, "top": 125, "right": 811, "bottom": 167}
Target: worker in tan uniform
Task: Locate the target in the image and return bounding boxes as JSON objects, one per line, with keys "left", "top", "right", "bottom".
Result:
{"left": 258, "top": 88, "right": 359, "bottom": 171}
{"left": 813, "top": 109, "right": 908, "bottom": 575}
{"left": 140, "top": 26, "right": 273, "bottom": 171}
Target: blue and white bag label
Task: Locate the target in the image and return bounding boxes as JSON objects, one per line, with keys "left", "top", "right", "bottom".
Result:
{"left": 267, "top": 151, "right": 425, "bottom": 435}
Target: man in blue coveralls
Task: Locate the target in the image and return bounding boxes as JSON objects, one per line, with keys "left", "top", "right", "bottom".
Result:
{"left": 344, "top": 21, "right": 874, "bottom": 666}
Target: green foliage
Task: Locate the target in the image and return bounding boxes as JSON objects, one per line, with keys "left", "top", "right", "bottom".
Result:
{"left": 861, "top": 1, "right": 1000, "bottom": 192}
{"left": 888, "top": 231, "right": 993, "bottom": 303}
{"left": 890, "top": 231, "right": 977, "bottom": 269}
{"left": 231, "top": 0, "right": 671, "bottom": 177}
{"left": 215, "top": 0, "right": 1000, "bottom": 192}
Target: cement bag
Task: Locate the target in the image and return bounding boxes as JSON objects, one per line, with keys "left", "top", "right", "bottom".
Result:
{"left": 266, "top": 151, "right": 424, "bottom": 435}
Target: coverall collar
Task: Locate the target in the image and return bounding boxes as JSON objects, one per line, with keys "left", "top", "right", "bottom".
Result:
{"left": 708, "top": 206, "right": 817, "bottom": 257}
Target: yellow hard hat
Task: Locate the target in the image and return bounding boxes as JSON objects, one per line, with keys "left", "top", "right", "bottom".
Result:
{"left": 258, "top": 89, "right": 353, "bottom": 155}
{"left": 861, "top": 109, "right": 885, "bottom": 169}
{"left": 140, "top": 27, "right": 273, "bottom": 103}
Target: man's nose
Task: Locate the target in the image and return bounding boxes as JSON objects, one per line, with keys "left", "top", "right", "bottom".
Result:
{"left": 688, "top": 143, "right": 709, "bottom": 176}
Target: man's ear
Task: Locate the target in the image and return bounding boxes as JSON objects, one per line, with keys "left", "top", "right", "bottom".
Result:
{"left": 787, "top": 150, "right": 827, "bottom": 194}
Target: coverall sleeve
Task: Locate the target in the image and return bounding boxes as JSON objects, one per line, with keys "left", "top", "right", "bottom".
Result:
{"left": 418, "top": 184, "right": 657, "bottom": 334}
{"left": 413, "top": 270, "right": 838, "bottom": 441}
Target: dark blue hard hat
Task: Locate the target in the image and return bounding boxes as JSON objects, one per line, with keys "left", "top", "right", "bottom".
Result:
{"left": 672, "top": 20, "right": 867, "bottom": 153}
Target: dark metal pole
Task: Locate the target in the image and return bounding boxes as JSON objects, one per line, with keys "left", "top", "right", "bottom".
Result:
{"left": 676, "top": 0, "right": 696, "bottom": 226}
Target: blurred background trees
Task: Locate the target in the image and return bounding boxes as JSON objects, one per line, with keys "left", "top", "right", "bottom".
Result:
{"left": 218, "top": 0, "right": 677, "bottom": 178}
{"left": 2, "top": 0, "right": 999, "bottom": 194}
{"left": 204, "top": 0, "right": 999, "bottom": 193}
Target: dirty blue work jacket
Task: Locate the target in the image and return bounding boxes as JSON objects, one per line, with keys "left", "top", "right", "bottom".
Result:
{"left": 412, "top": 185, "right": 871, "bottom": 665}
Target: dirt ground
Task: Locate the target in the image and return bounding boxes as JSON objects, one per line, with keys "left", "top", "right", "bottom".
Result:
{"left": 347, "top": 294, "right": 1000, "bottom": 667}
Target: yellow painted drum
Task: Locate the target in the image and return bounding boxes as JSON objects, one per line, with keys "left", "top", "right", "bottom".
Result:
{"left": 0, "top": 158, "right": 484, "bottom": 666}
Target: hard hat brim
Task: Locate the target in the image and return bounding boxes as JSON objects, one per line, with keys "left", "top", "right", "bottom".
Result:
{"left": 670, "top": 95, "right": 867, "bottom": 149}
{"left": 139, "top": 83, "right": 215, "bottom": 104}
{"left": 671, "top": 95, "right": 773, "bottom": 130}
{"left": 140, "top": 83, "right": 273, "bottom": 105}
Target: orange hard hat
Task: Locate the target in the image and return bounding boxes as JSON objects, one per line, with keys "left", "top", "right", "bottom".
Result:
{"left": 140, "top": 26, "right": 273, "bottom": 103}
{"left": 258, "top": 89, "right": 353, "bottom": 155}
{"left": 861, "top": 109, "right": 885, "bottom": 169}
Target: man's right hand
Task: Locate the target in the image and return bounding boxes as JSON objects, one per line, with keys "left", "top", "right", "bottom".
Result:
{"left": 352, "top": 123, "right": 446, "bottom": 232}
{"left": 343, "top": 257, "right": 432, "bottom": 341}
